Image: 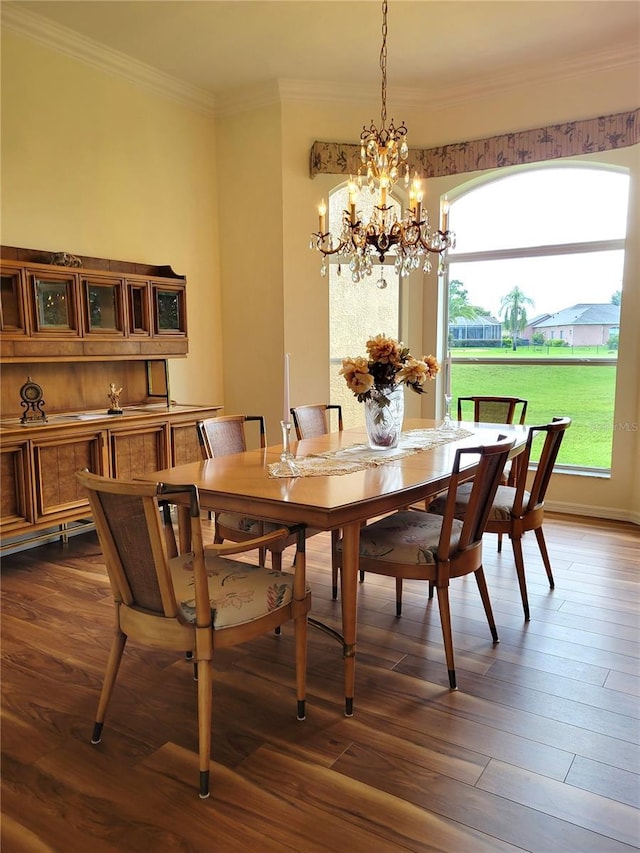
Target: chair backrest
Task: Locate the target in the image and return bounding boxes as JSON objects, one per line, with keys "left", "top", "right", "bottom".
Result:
{"left": 457, "top": 396, "right": 528, "bottom": 425}
{"left": 76, "top": 470, "right": 206, "bottom": 622}
{"left": 437, "top": 435, "right": 516, "bottom": 563}
{"left": 197, "top": 415, "right": 266, "bottom": 459}
{"left": 290, "top": 404, "right": 343, "bottom": 440}
{"left": 511, "top": 417, "right": 571, "bottom": 514}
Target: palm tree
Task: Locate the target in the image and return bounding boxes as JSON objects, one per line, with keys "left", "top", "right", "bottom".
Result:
{"left": 448, "top": 280, "right": 486, "bottom": 347}
{"left": 499, "top": 286, "right": 534, "bottom": 351}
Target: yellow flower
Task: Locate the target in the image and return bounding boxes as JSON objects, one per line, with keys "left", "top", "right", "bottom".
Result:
{"left": 366, "top": 334, "right": 402, "bottom": 366}
{"left": 341, "top": 336, "right": 439, "bottom": 401}
{"left": 340, "top": 356, "right": 374, "bottom": 395}
{"left": 422, "top": 354, "right": 440, "bottom": 379}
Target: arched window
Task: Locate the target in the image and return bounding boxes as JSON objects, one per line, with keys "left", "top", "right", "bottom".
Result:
{"left": 445, "top": 165, "right": 629, "bottom": 470}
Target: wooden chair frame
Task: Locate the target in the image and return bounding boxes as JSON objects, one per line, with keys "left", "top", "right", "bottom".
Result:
{"left": 483, "top": 416, "right": 571, "bottom": 620}
{"left": 77, "top": 469, "right": 310, "bottom": 799}
{"left": 290, "top": 403, "right": 344, "bottom": 599}
{"left": 197, "top": 415, "right": 293, "bottom": 568}
{"left": 341, "top": 436, "right": 515, "bottom": 688}
{"left": 290, "top": 404, "right": 343, "bottom": 441}
{"left": 457, "top": 396, "right": 528, "bottom": 426}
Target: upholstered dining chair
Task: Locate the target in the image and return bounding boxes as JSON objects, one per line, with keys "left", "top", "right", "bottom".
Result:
{"left": 76, "top": 469, "right": 310, "bottom": 799}
{"left": 430, "top": 417, "right": 571, "bottom": 621}
{"left": 197, "top": 415, "right": 298, "bottom": 570}
{"left": 337, "top": 435, "right": 515, "bottom": 689}
{"left": 290, "top": 403, "right": 345, "bottom": 599}
{"left": 290, "top": 403, "right": 343, "bottom": 440}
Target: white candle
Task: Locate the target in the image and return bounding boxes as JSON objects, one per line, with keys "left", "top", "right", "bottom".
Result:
{"left": 445, "top": 356, "right": 451, "bottom": 396}
{"left": 283, "top": 352, "right": 291, "bottom": 423}
{"left": 318, "top": 200, "right": 326, "bottom": 234}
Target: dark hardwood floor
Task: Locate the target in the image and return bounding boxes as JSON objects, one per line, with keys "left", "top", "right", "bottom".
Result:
{"left": 2, "top": 513, "right": 639, "bottom": 852}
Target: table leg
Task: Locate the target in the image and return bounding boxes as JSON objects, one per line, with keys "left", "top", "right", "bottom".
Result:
{"left": 340, "top": 521, "right": 360, "bottom": 716}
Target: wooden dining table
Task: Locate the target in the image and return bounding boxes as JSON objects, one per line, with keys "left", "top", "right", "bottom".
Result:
{"left": 142, "top": 417, "right": 528, "bottom": 714}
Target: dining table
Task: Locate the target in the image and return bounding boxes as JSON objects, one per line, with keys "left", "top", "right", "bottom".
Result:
{"left": 141, "top": 417, "right": 528, "bottom": 715}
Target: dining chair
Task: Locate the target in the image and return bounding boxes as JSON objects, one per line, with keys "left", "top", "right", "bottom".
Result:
{"left": 337, "top": 435, "right": 515, "bottom": 689}
{"left": 455, "top": 395, "right": 529, "bottom": 554}
{"left": 290, "top": 403, "right": 345, "bottom": 599}
{"left": 457, "top": 396, "right": 528, "bottom": 427}
{"left": 430, "top": 417, "right": 571, "bottom": 621}
{"left": 290, "top": 403, "right": 343, "bottom": 440}
{"left": 76, "top": 469, "right": 310, "bottom": 799}
{"left": 197, "top": 415, "right": 297, "bottom": 569}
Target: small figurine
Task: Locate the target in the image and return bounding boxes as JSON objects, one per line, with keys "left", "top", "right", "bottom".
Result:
{"left": 107, "top": 383, "right": 123, "bottom": 414}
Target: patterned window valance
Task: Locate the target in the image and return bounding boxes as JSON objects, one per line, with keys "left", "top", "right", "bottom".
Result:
{"left": 310, "top": 109, "right": 639, "bottom": 179}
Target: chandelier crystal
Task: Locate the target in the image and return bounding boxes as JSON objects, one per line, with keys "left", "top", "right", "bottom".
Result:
{"left": 310, "top": 0, "right": 455, "bottom": 282}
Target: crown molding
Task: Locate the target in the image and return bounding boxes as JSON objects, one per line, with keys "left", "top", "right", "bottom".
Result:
{"left": 1, "top": 5, "right": 217, "bottom": 116}
{"left": 4, "top": 5, "right": 637, "bottom": 118}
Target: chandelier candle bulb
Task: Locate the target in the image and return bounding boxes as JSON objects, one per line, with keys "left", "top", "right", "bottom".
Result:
{"left": 441, "top": 197, "right": 450, "bottom": 233}
{"left": 318, "top": 200, "right": 327, "bottom": 234}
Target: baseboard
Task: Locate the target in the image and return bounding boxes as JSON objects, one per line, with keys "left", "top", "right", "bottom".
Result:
{"left": 545, "top": 500, "right": 640, "bottom": 526}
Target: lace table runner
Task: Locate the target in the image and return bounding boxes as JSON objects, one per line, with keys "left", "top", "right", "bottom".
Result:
{"left": 268, "top": 427, "right": 474, "bottom": 478}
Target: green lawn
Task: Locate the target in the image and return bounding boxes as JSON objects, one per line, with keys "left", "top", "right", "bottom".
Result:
{"left": 451, "top": 354, "right": 617, "bottom": 468}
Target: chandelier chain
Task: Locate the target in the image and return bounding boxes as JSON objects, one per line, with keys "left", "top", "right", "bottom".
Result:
{"left": 380, "top": 0, "right": 388, "bottom": 130}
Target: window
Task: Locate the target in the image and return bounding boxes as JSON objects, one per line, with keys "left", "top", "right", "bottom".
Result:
{"left": 446, "top": 165, "right": 629, "bottom": 470}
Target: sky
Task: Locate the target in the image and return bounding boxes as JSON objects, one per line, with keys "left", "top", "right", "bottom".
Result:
{"left": 447, "top": 167, "right": 629, "bottom": 318}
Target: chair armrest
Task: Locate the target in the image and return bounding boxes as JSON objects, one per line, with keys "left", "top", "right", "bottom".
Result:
{"left": 203, "top": 527, "right": 291, "bottom": 557}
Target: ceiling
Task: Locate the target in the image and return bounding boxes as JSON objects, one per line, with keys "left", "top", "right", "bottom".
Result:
{"left": 5, "top": 1, "right": 640, "bottom": 106}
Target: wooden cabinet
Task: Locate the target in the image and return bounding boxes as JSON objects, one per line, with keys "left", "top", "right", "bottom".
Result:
{"left": 1, "top": 246, "right": 219, "bottom": 554}
{"left": 0, "top": 405, "right": 221, "bottom": 553}
{"left": 1, "top": 247, "right": 188, "bottom": 361}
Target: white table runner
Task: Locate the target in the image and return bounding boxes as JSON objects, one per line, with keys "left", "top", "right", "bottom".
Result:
{"left": 268, "top": 427, "right": 474, "bottom": 478}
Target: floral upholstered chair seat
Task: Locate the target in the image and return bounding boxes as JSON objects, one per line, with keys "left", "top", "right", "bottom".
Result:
{"left": 354, "top": 510, "right": 464, "bottom": 565}
{"left": 430, "top": 482, "right": 532, "bottom": 522}
{"left": 170, "top": 551, "right": 306, "bottom": 629}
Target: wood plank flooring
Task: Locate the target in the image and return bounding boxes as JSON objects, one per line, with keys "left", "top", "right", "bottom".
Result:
{"left": 1, "top": 513, "right": 639, "bottom": 852}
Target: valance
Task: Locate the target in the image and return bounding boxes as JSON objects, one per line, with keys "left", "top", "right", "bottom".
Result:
{"left": 310, "top": 108, "right": 639, "bottom": 179}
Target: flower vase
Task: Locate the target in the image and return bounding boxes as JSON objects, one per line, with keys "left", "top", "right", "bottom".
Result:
{"left": 364, "top": 385, "right": 405, "bottom": 449}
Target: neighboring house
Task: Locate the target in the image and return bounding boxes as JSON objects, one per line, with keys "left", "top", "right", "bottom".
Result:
{"left": 532, "top": 303, "right": 620, "bottom": 346}
{"left": 449, "top": 315, "right": 502, "bottom": 347}
{"left": 523, "top": 313, "right": 551, "bottom": 340}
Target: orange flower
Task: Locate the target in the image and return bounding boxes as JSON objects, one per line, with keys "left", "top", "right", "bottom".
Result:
{"left": 340, "top": 356, "right": 375, "bottom": 396}
{"left": 341, "top": 335, "right": 439, "bottom": 401}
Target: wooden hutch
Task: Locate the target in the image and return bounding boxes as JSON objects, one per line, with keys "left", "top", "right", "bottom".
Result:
{"left": 0, "top": 246, "right": 220, "bottom": 553}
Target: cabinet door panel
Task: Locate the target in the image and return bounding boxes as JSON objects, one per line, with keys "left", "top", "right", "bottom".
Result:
{"left": 171, "top": 422, "right": 204, "bottom": 467}
{"left": 0, "top": 442, "right": 32, "bottom": 531}
{"left": 33, "top": 432, "right": 105, "bottom": 520}
{"left": 110, "top": 426, "right": 167, "bottom": 479}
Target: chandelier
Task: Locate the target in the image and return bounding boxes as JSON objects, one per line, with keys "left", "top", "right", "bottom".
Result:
{"left": 310, "top": 0, "right": 455, "bottom": 282}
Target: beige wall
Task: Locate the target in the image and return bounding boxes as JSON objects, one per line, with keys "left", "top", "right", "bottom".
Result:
{"left": 1, "top": 30, "right": 223, "bottom": 408}
{"left": 2, "top": 24, "right": 638, "bottom": 520}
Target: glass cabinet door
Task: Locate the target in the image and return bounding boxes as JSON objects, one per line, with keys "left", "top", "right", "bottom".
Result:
{"left": 31, "top": 273, "right": 79, "bottom": 334}
{"left": 82, "top": 277, "right": 125, "bottom": 335}
{"left": 153, "top": 283, "right": 186, "bottom": 335}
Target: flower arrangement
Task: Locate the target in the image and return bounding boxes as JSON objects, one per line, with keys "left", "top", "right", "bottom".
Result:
{"left": 340, "top": 334, "right": 440, "bottom": 403}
